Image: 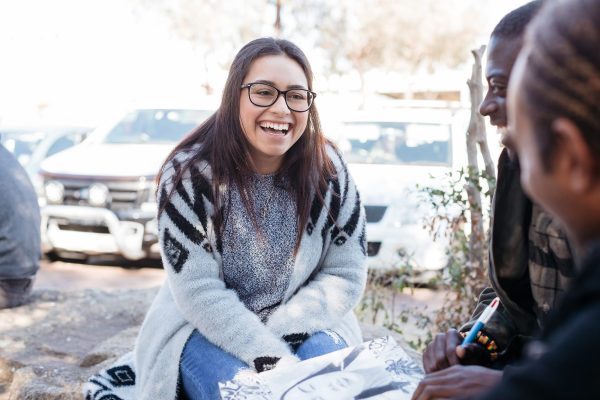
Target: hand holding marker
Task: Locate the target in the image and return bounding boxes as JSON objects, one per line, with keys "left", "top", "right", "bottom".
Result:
{"left": 462, "top": 297, "right": 500, "bottom": 347}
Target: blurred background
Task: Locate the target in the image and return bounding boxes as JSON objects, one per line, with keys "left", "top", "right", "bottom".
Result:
{"left": 1, "top": 0, "right": 528, "bottom": 127}
{"left": 0, "top": 0, "right": 530, "bottom": 347}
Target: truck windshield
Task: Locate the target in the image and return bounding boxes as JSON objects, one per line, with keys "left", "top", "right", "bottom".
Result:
{"left": 338, "top": 121, "right": 452, "bottom": 166}
{"left": 102, "top": 109, "right": 211, "bottom": 144}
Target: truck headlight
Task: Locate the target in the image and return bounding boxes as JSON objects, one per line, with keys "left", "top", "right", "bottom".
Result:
{"left": 44, "top": 181, "right": 64, "bottom": 204}
{"left": 88, "top": 183, "right": 110, "bottom": 207}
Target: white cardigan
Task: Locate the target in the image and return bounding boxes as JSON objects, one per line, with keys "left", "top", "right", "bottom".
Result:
{"left": 84, "top": 145, "right": 368, "bottom": 400}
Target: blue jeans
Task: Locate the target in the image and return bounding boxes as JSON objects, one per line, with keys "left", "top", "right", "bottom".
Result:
{"left": 180, "top": 330, "right": 347, "bottom": 400}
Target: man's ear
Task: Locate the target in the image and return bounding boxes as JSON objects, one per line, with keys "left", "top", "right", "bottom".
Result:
{"left": 552, "top": 118, "right": 596, "bottom": 193}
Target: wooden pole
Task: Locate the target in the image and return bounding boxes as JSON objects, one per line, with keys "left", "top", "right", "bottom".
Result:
{"left": 468, "top": 46, "right": 496, "bottom": 184}
{"left": 274, "top": 0, "right": 282, "bottom": 37}
{"left": 465, "top": 45, "right": 489, "bottom": 278}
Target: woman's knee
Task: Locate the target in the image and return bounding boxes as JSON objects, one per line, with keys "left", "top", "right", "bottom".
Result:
{"left": 295, "top": 330, "right": 348, "bottom": 360}
{"left": 179, "top": 331, "right": 248, "bottom": 400}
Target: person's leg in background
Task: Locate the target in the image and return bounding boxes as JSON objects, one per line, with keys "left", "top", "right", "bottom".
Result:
{"left": 0, "top": 277, "right": 34, "bottom": 309}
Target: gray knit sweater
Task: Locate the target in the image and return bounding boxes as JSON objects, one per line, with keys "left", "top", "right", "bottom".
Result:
{"left": 222, "top": 174, "right": 297, "bottom": 321}
{"left": 84, "top": 144, "right": 367, "bottom": 400}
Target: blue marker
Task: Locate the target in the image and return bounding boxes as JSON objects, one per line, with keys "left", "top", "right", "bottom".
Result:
{"left": 462, "top": 297, "right": 500, "bottom": 347}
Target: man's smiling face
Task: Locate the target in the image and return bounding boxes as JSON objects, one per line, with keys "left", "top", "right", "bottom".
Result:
{"left": 479, "top": 35, "right": 523, "bottom": 152}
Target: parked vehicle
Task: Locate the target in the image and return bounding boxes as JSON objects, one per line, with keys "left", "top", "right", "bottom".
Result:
{"left": 38, "top": 109, "right": 212, "bottom": 261}
{"left": 330, "top": 107, "right": 474, "bottom": 277}
{"left": 0, "top": 126, "right": 91, "bottom": 197}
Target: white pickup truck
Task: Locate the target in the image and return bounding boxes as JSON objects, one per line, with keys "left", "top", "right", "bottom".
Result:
{"left": 331, "top": 107, "right": 483, "bottom": 277}
{"left": 38, "top": 108, "right": 211, "bottom": 260}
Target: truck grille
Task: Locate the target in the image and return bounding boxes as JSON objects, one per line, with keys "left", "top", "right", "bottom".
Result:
{"left": 51, "top": 178, "right": 152, "bottom": 212}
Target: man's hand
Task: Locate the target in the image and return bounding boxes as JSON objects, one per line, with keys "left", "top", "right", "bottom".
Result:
{"left": 423, "top": 329, "right": 462, "bottom": 373}
{"left": 423, "top": 329, "right": 493, "bottom": 373}
{"left": 411, "top": 365, "right": 502, "bottom": 400}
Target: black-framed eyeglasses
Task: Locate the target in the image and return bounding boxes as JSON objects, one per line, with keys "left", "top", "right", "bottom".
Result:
{"left": 241, "top": 82, "right": 317, "bottom": 112}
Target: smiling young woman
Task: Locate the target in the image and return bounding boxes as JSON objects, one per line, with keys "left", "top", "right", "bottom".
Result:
{"left": 85, "top": 37, "right": 368, "bottom": 400}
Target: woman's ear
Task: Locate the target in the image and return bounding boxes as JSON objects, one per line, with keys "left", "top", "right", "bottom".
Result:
{"left": 552, "top": 118, "right": 597, "bottom": 193}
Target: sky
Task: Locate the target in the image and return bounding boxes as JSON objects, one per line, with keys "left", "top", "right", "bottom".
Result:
{"left": 0, "top": 0, "right": 530, "bottom": 128}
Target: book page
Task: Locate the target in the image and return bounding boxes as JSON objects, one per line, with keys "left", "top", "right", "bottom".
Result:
{"left": 219, "top": 336, "right": 423, "bottom": 400}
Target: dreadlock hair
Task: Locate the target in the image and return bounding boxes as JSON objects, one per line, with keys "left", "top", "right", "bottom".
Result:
{"left": 492, "top": 1, "right": 544, "bottom": 39}
{"left": 519, "top": 0, "right": 600, "bottom": 171}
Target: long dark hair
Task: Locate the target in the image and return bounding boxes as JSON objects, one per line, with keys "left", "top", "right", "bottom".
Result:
{"left": 157, "top": 37, "right": 335, "bottom": 250}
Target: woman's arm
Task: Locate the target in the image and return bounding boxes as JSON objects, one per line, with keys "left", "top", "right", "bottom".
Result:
{"left": 266, "top": 150, "right": 368, "bottom": 338}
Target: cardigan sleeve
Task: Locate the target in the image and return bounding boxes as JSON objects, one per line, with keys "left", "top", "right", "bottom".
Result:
{"left": 157, "top": 156, "right": 296, "bottom": 371}
{"left": 266, "top": 148, "right": 368, "bottom": 338}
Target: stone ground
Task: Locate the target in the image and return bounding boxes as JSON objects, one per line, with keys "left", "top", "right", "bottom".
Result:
{"left": 36, "top": 260, "right": 449, "bottom": 348}
{"left": 34, "top": 259, "right": 165, "bottom": 291}
{"left": 35, "top": 260, "right": 448, "bottom": 345}
{"left": 0, "top": 259, "right": 446, "bottom": 399}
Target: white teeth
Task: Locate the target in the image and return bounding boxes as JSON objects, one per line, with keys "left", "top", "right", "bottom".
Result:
{"left": 260, "top": 122, "right": 290, "bottom": 132}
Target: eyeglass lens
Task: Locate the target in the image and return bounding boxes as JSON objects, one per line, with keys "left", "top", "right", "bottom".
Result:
{"left": 248, "top": 83, "right": 313, "bottom": 111}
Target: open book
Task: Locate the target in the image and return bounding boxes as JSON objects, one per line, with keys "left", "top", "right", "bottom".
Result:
{"left": 219, "top": 336, "right": 424, "bottom": 400}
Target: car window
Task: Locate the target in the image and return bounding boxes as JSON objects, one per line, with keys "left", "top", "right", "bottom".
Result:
{"left": 46, "top": 135, "right": 77, "bottom": 157}
{"left": 339, "top": 122, "right": 452, "bottom": 166}
{"left": 103, "top": 109, "right": 211, "bottom": 144}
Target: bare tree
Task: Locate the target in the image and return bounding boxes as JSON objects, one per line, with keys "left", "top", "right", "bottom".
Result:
{"left": 274, "top": 0, "right": 283, "bottom": 37}
{"left": 465, "top": 45, "right": 494, "bottom": 281}
{"left": 286, "top": 0, "right": 493, "bottom": 96}
{"left": 137, "top": 0, "right": 269, "bottom": 94}
{"left": 467, "top": 47, "right": 496, "bottom": 180}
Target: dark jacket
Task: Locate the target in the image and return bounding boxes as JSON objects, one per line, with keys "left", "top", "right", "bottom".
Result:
{"left": 475, "top": 241, "right": 600, "bottom": 400}
{"left": 461, "top": 149, "right": 575, "bottom": 362}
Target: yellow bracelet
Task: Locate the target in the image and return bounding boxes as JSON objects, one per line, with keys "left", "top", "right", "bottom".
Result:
{"left": 460, "top": 330, "right": 499, "bottom": 360}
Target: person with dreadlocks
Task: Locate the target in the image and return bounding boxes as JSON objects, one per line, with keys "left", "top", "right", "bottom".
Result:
{"left": 414, "top": 0, "right": 600, "bottom": 398}
{"left": 418, "top": 2, "right": 576, "bottom": 398}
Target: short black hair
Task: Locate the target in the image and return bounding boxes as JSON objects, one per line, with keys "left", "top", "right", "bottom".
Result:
{"left": 491, "top": 1, "right": 544, "bottom": 39}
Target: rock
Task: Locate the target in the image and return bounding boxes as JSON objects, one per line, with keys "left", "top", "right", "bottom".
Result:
{"left": 0, "top": 288, "right": 157, "bottom": 400}
{"left": 0, "top": 287, "right": 421, "bottom": 399}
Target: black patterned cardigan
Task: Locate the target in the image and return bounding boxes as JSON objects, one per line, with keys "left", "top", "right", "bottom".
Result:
{"left": 84, "top": 144, "right": 368, "bottom": 400}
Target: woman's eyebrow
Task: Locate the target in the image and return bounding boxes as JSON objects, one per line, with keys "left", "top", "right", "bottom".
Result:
{"left": 251, "top": 79, "right": 308, "bottom": 90}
